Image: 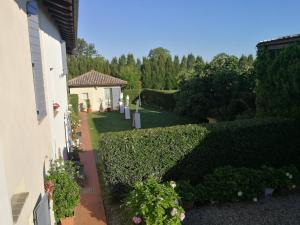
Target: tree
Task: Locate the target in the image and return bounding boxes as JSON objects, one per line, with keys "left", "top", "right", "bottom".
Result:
{"left": 127, "top": 53, "right": 136, "bottom": 67}
{"left": 180, "top": 56, "right": 187, "bottom": 72}
{"left": 187, "top": 54, "right": 196, "bottom": 70}
{"left": 120, "top": 65, "right": 141, "bottom": 90}
{"left": 110, "top": 57, "right": 119, "bottom": 77}
{"left": 76, "top": 38, "right": 98, "bottom": 57}
{"left": 141, "top": 57, "right": 152, "bottom": 88}
{"left": 148, "top": 47, "right": 171, "bottom": 60}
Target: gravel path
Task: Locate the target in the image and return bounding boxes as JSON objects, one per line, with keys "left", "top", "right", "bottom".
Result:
{"left": 183, "top": 194, "right": 300, "bottom": 225}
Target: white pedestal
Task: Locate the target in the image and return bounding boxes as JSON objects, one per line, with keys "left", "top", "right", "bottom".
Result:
{"left": 134, "top": 112, "right": 141, "bottom": 129}
{"left": 120, "top": 104, "right": 125, "bottom": 114}
{"left": 124, "top": 107, "right": 131, "bottom": 119}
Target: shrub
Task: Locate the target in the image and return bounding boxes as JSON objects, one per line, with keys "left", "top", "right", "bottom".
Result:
{"left": 202, "top": 166, "right": 263, "bottom": 203}
{"left": 123, "top": 89, "right": 141, "bottom": 104}
{"left": 69, "top": 94, "right": 79, "bottom": 116}
{"left": 141, "top": 89, "right": 178, "bottom": 111}
{"left": 125, "top": 177, "right": 185, "bottom": 225}
{"left": 256, "top": 43, "right": 300, "bottom": 118}
{"left": 175, "top": 180, "right": 196, "bottom": 203}
{"left": 194, "top": 165, "right": 299, "bottom": 204}
{"left": 97, "top": 118, "right": 300, "bottom": 198}
{"left": 47, "top": 160, "right": 80, "bottom": 222}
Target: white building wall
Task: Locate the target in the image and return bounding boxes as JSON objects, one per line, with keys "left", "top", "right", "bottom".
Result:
{"left": 39, "top": 7, "right": 69, "bottom": 159}
{"left": 70, "top": 86, "right": 122, "bottom": 111}
{"left": 0, "top": 1, "right": 70, "bottom": 224}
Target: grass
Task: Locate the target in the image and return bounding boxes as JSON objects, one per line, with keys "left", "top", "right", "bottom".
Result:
{"left": 88, "top": 105, "right": 196, "bottom": 148}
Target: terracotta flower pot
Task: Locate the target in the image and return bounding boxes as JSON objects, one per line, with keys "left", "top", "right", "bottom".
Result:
{"left": 60, "top": 216, "right": 74, "bottom": 225}
{"left": 87, "top": 108, "right": 92, "bottom": 113}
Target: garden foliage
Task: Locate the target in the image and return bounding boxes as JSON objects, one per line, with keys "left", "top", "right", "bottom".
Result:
{"left": 125, "top": 177, "right": 185, "bottom": 225}
{"left": 97, "top": 118, "right": 300, "bottom": 198}
{"left": 176, "top": 54, "right": 255, "bottom": 121}
{"left": 256, "top": 43, "right": 300, "bottom": 118}
{"left": 47, "top": 160, "right": 80, "bottom": 222}
{"left": 140, "top": 89, "right": 178, "bottom": 111}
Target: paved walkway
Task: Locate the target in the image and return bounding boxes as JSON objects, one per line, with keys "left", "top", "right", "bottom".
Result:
{"left": 74, "top": 112, "right": 107, "bottom": 225}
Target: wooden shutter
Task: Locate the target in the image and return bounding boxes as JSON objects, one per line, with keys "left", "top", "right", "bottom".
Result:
{"left": 27, "top": 0, "right": 47, "bottom": 120}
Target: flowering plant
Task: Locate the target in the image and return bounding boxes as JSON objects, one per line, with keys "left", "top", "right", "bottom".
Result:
{"left": 45, "top": 180, "right": 54, "bottom": 197}
{"left": 125, "top": 177, "right": 185, "bottom": 225}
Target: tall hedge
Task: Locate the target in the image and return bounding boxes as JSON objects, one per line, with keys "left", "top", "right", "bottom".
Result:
{"left": 140, "top": 89, "right": 178, "bottom": 111}
{"left": 97, "top": 118, "right": 300, "bottom": 198}
{"left": 256, "top": 43, "right": 300, "bottom": 118}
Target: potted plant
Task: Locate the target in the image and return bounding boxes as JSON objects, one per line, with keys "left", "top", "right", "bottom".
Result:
{"left": 47, "top": 159, "right": 80, "bottom": 225}
{"left": 86, "top": 99, "right": 92, "bottom": 113}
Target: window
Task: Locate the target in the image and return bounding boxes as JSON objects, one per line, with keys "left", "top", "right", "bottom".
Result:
{"left": 81, "top": 93, "right": 89, "bottom": 100}
{"left": 27, "top": 0, "right": 47, "bottom": 120}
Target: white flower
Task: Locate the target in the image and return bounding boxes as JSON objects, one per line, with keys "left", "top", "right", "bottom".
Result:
{"left": 171, "top": 208, "right": 177, "bottom": 216}
{"left": 159, "top": 197, "right": 164, "bottom": 201}
{"left": 253, "top": 197, "right": 258, "bottom": 202}
{"left": 180, "top": 212, "right": 185, "bottom": 221}
{"left": 292, "top": 184, "right": 296, "bottom": 189}
{"left": 289, "top": 174, "right": 293, "bottom": 179}
{"left": 286, "top": 172, "right": 290, "bottom": 177}
{"left": 170, "top": 181, "right": 176, "bottom": 189}
{"left": 237, "top": 191, "right": 243, "bottom": 197}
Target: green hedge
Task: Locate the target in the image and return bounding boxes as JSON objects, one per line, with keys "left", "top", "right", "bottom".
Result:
{"left": 256, "top": 43, "right": 300, "bottom": 118}
{"left": 69, "top": 94, "right": 79, "bottom": 115}
{"left": 97, "top": 118, "right": 300, "bottom": 198}
{"left": 140, "top": 89, "right": 178, "bottom": 111}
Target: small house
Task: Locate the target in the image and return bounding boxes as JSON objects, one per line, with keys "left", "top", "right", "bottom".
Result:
{"left": 68, "top": 70, "right": 127, "bottom": 112}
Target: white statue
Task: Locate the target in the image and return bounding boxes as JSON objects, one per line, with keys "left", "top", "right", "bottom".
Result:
{"left": 126, "top": 95, "right": 130, "bottom": 107}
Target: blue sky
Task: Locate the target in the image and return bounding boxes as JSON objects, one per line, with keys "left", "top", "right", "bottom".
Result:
{"left": 78, "top": 0, "right": 300, "bottom": 61}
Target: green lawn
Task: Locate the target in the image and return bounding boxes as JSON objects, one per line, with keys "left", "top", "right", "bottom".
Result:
{"left": 88, "top": 105, "right": 196, "bottom": 148}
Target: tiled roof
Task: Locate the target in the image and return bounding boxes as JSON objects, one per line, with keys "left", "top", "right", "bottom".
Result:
{"left": 68, "top": 70, "right": 127, "bottom": 87}
{"left": 257, "top": 34, "right": 300, "bottom": 49}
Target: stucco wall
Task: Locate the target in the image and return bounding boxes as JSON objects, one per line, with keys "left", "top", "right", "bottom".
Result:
{"left": 0, "top": 1, "right": 68, "bottom": 224}
{"left": 70, "top": 86, "right": 121, "bottom": 111}
{"left": 39, "top": 5, "right": 69, "bottom": 159}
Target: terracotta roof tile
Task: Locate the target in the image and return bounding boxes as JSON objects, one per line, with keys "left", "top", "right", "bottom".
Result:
{"left": 68, "top": 70, "right": 127, "bottom": 87}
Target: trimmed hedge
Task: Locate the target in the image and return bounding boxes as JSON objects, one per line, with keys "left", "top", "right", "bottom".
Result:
{"left": 141, "top": 89, "right": 178, "bottom": 111}
{"left": 69, "top": 94, "right": 79, "bottom": 116}
{"left": 97, "top": 118, "right": 300, "bottom": 198}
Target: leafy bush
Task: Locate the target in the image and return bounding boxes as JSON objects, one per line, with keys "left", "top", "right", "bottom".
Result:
{"left": 199, "top": 165, "right": 299, "bottom": 203}
{"left": 69, "top": 94, "right": 79, "bottom": 116}
{"left": 141, "top": 89, "right": 178, "bottom": 111}
{"left": 97, "top": 118, "right": 300, "bottom": 198}
{"left": 47, "top": 160, "right": 80, "bottom": 222}
{"left": 256, "top": 43, "right": 300, "bottom": 118}
{"left": 125, "top": 177, "right": 185, "bottom": 225}
{"left": 202, "top": 166, "right": 263, "bottom": 203}
{"left": 123, "top": 89, "right": 141, "bottom": 104}
{"left": 176, "top": 54, "right": 255, "bottom": 121}
{"left": 175, "top": 180, "right": 196, "bottom": 203}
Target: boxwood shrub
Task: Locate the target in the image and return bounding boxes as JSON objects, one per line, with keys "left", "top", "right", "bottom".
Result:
{"left": 141, "top": 89, "right": 178, "bottom": 111}
{"left": 97, "top": 118, "right": 300, "bottom": 198}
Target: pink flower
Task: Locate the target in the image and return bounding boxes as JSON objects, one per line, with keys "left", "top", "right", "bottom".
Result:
{"left": 180, "top": 212, "right": 185, "bottom": 221}
{"left": 132, "top": 216, "right": 142, "bottom": 224}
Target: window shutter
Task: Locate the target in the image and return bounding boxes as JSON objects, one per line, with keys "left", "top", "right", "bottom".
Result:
{"left": 27, "top": 0, "right": 47, "bottom": 120}
{"left": 61, "top": 41, "right": 68, "bottom": 75}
